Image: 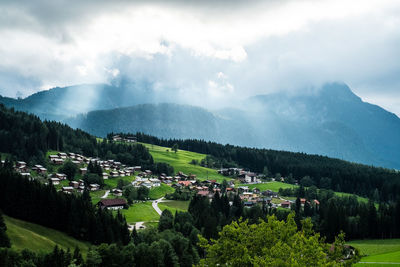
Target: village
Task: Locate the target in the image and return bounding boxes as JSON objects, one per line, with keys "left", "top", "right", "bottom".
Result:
{"left": 2, "top": 151, "right": 322, "bottom": 219}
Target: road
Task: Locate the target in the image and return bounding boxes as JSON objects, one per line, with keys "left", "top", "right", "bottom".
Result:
{"left": 152, "top": 197, "right": 164, "bottom": 215}
{"left": 101, "top": 190, "right": 110, "bottom": 199}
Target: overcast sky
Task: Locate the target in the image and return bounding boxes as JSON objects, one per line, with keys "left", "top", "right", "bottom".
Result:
{"left": 0, "top": 0, "right": 400, "bottom": 115}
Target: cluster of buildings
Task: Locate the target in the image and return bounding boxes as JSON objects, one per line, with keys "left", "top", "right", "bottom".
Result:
{"left": 112, "top": 135, "right": 137, "bottom": 143}
{"left": 218, "top": 168, "right": 261, "bottom": 183}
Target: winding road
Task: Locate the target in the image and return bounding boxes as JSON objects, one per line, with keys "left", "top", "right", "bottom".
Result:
{"left": 152, "top": 197, "right": 164, "bottom": 215}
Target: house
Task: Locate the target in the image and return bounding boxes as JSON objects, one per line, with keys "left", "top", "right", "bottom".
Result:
{"left": 112, "top": 135, "right": 122, "bottom": 141}
{"left": 145, "top": 170, "right": 152, "bottom": 175}
{"left": 62, "top": 186, "right": 74, "bottom": 193}
{"left": 197, "top": 190, "right": 213, "bottom": 198}
{"left": 238, "top": 186, "right": 249, "bottom": 193}
{"left": 133, "top": 166, "right": 142, "bottom": 171}
{"left": 38, "top": 167, "right": 47, "bottom": 174}
{"left": 80, "top": 168, "right": 87, "bottom": 175}
{"left": 50, "top": 178, "right": 60, "bottom": 185}
{"left": 89, "top": 184, "right": 100, "bottom": 191}
{"left": 20, "top": 173, "right": 31, "bottom": 178}
{"left": 281, "top": 201, "right": 291, "bottom": 208}
{"left": 118, "top": 170, "right": 126, "bottom": 177}
{"left": 49, "top": 155, "right": 59, "bottom": 160}
{"left": 98, "top": 199, "right": 127, "bottom": 210}
{"left": 58, "top": 152, "right": 67, "bottom": 159}
{"left": 16, "top": 161, "right": 27, "bottom": 168}
{"left": 69, "top": 181, "right": 79, "bottom": 189}
{"left": 300, "top": 198, "right": 306, "bottom": 205}
{"left": 68, "top": 152, "right": 76, "bottom": 158}
{"left": 52, "top": 158, "right": 64, "bottom": 165}
{"left": 244, "top": 201, "right": 254, "bottom": 207}
{"left": 178, "top": 181, "right": 192, "bottom": 187}
{"left": 102, "top": 173, "right": 109, "bottom": 180}
{"left": 238, "top": 172, "right": 258, "bottom": 183}
{"left": 112, "top": 189, "right": 123, "bottom": 196}
{"left": 252, "top": 187, "right": 261, "bottom": 194}
{"left": 111, "top": 171, "right": 119, "bottom": 178}
{"left": 56, "top": 173, "right": 67, "bottom": 180}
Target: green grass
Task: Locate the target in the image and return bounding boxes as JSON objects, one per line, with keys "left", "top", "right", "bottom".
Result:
{"left": 149, "top": 184, "right": 175, "bottom": 199}
{"left": 334, "top": 192, "right": 369, "bottom": 204}
{"left": 238, "top": 181, "right": 297, "bottom": 192}
{"left": 120, "top": 202, "right": 160, "bottom": 223}
{"left": 143, "top": 221, "right": 159, "bottom": 228}
{"left": 90, "top": 190, "right": 107, "bottom": 204}
{"left": 158, "top": 200, "right": 190, "bottom": 214}
{"left": 104, "top": 176, "right": 135, "bottom": 189}
{"left": 5, "top": 215, "right": 90, "bottom": 255}
{"left": 348, "top": 239, "right": 400, "bottom": 266}
{"left": 140, "top": 143, "right": 227, "bottom": 182}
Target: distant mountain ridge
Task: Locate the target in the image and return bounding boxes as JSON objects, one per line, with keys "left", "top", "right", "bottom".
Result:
{"left": 1, "top": 82, "right": 400, "bottom": 169}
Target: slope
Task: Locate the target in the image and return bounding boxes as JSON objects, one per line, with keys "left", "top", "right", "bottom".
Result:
{"left": 4, "top": 215, "right": 90, "bottom": 255}
{"left": 141, "top": 143, "right": 227, "bottom": 181}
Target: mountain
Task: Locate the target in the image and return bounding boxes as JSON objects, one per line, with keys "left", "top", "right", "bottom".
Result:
{"left": 0, "top": 82, "right": 166, "bottom": 120}
{"left": 2, "top": 82, "right": 400, "bottom": 169}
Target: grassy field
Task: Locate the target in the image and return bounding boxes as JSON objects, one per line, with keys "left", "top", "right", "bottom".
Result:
{"left": 5, "top": 215, "right": 90, "bottom": 255}
{"left": 158, "top": 200, "right": 190, "bottom": 214}
{"left": 238, "top": 181, "right": 297, "bottom": 192}
{"left": 120, "top": 202, "right": 160, "bottom": 223}
{"left": 348, "top": 239, "right": 400, "bottom": 266}
{"left": 334, "top": 192, "right": 369, "bottom": 204}
{"left": 149, "top": 184, "right": 175, "bottom": 199}
{"left": 140, "top": 143, "right": 227, "bottom": 181}
{"left": 104, "top": 175, "right": 135, "bottom": 189}
{"left": 90, "top": 190, "right": 107, "bottom": 204}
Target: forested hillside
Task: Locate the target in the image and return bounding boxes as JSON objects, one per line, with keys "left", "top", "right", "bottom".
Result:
{"left": 136, "top": 133, "right": 400, "bottom": 201}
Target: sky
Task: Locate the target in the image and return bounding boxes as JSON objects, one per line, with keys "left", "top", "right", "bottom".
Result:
{"left": 0, "top": 0, "right": 400, "bottom": 115}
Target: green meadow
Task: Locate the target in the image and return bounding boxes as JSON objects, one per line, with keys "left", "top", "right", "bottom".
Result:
{"left": 158, "top": 200, "right": 190, "bottom": 214}
{"left": 348, "top": 239, "right": 400, "bottom": 266}
{"left": 5, "top": 215, "right": 90, "bottom": 255}
{"left": 149, "top": 184, "right": 175, "bottom": 199}
{"left": 120, "top": 202, "right": 159, "bottom": 223}
{"left": 140, "top": 143, "right": 227, "bottom": 181}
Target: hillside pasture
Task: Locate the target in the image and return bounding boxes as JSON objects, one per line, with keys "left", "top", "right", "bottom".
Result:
{"left": 5, "top": 215, "right": 90, "bottom": 255}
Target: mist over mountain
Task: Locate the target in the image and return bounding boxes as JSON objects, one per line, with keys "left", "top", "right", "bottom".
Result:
{"left": 1, "top": 82, "right": 399, "bottom": 169}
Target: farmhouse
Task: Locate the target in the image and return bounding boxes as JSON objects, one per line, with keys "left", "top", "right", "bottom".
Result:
{"left": 281, "top": 201, "right": 291, "bottom": 208}
{"left": 89, "top": 184, "right": 100, "bottom": 191}
{"left": 62, "top": 186, "right": 74, "bottom": 193}
{"left": 50, "top": 178, "right": 60, "bottom": 185}
{"left": 98, "top": 199, "right": 127, "bottom": 210}
{"left": 69, "top": 181, "right": 79, "bottom": 188}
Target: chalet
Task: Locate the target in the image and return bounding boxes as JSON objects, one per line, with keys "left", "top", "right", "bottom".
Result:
{"left": 102, "top": 173, "right": 109, "bottom": 179}
{"left": 50, "top": 178, "right": 60, "bottom": 185}
{"left": 125, "top": 136, "right": 137, "bottom": 143}
{"left": 111, "top": 171, "right": 119, "bottom": 178}
{"left": 257, "top": 197, "right": 272, "bottom": 204}
{"left": 281, "top": 201, "right": 291, "bottom": 208}
{"left": 98, "top": 198, "right": 127, "bottom": 210}
{"left": 103, "top": 164, "right": 110, "bottom": 170}
{"left": 238, "top": 172, "right": 258, "bottom": 183}
{"left": 69, "top": 181, "right": 79, "bottom": 189}
{"left": 133, "top": 166, "right": 142, "bottom": 171}
{"left": 89, "top": 184, "right": 100, "bottom": 191}
{"left": 49, "top": 155, "right": 59, "bottom": 160}
{"left": 197, "top": 190, "right": 214, "bottom": 198}
{"left": 16, "top": 161, "right": 27, "bottom": 168}
{"left": 149, "top": 178, "right": 161, "bottom": 187}
{"left": 58, "top": 152, "right": 67, "bottom": 159}
{"left": 68, "top": 152, "right": 76, "bottom": 158}
{"left": 238, "top": 186, "right": 249, "bottom": 193}
{"left": 112, "top": 189, "right": 123, "bottom": 196}
{"left": 72, "top": 160, "right": 81, "bottom": 165}
{"left": 55, "top": 173, "right": 66, "bottom": 180}
{"left": 20, "top": 173, "right": 31, "bottom": 178}
{"left": 38, "top": 167, "right": 47, "bottom": 174}
{"left": 118, "top": 170, "right": 126, "bottom": 177}
{"left": 145, "top": 170, "right": 152, "bottom": 175}
{"left": 79, "top": 168, "right": 87, "bottom": 175}
{"left": 252, "top": 187, "right": 261, "bottom": 194}
{"left": 262, "top": 190, "right": 278, "bottom": 198}
{"left": 52, "top": 158, "right": 64, "bottom": 165}
{"left": 112, "top": 135, "right": 122, "bottom": 141}
{"left": 244, "top": 201, "right": 254, "bottom": 207}
{"left": 178, "top": 181, "right": 192, "bottom": 187}
{"left": 62, "top": 186, "right": 74, "bottom": 193}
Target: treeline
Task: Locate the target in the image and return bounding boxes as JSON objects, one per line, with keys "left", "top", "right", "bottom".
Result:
{"left": 280, "top": 186, "right": 400, "bottom": 241}
{"left": 0, "top": 105, "right": 173, "bottom": 175}
{"left": 0, "top": 166, "right": 130, "bottom": 245}
{"left": 135, "top": 132, "right": 400, "bottom": 201}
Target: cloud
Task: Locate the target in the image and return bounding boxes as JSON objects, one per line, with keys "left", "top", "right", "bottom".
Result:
{"left": 0, "top": 0, "right": 399, "bottom": 115}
